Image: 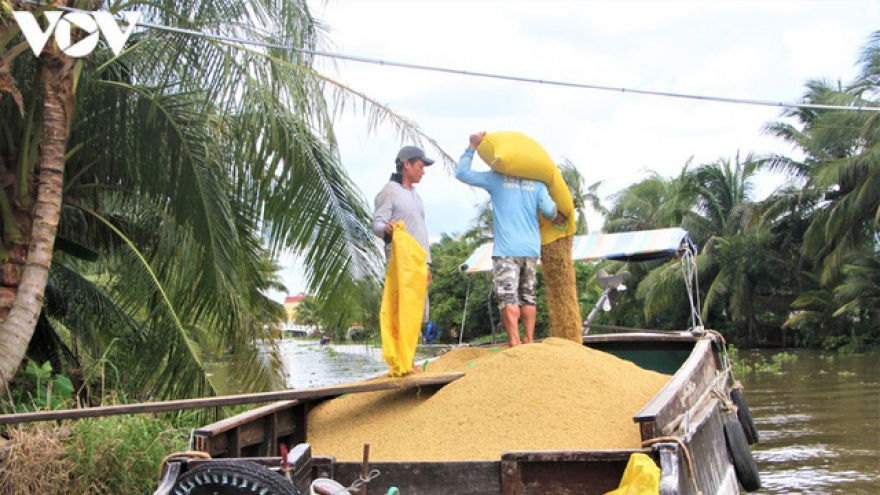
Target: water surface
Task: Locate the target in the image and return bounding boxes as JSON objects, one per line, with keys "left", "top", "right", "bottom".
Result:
{"left": 742, "top": 350, "right": 879, "bottom": 495}
{"left": 278, "top": 339, "right": 439, "bottom": 388}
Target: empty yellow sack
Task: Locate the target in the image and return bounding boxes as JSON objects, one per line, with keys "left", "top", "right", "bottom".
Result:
{"left": 380, "top": 223, "right": 428, "bottom": 376}
{"left": 603, "top": 453, "right": 661, "bottom": 495}
{"left": 476, "top": 131, "right": 576, "bottom": 244}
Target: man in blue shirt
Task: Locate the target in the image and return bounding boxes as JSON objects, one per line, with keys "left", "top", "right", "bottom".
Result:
{"left": 456, "top": 132, "right": 565, "bottom": 346}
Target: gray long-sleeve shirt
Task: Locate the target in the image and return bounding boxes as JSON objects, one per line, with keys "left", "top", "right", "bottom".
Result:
{"left": 372, "top": 177, "right": 431, "bottom": 263}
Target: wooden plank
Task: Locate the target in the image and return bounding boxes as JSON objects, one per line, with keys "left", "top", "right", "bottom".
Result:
{"left": 196, "top": 400, "right": 298, "bottom": 435}
{"left": 228, "top": 427, "right": 241, "bottom": 457}
{"left": 320, "top": 451, "right": 649, "bottom": 495}
{"left": 330, "top": 460, "right": 501, "bottom": 495}
{"left": 501, "top": 458, "right": 521, "bottom": 495}
{"left": 262, "top": 412, "right": 278, "bottom": 456}
{"left": 633, "top": 340, "right": 718, "bottom": 430}
{"left": 0, "top": 373, "right": 464, "bottom": 425}
{"left": 195, "top": 401, "right": 301, "bottom": 457}
{"left": 502, "top": 450, "right": 650, "bottom": 495}
{"left": 293, "top": 402, "right": 309, "bottom": 445}
{"left": 288, "top": 444, "right": 313, "bottom": 495}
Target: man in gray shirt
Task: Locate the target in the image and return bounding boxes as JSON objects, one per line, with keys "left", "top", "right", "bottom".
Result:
{"left": 372, "top": 146, "right": 434, "bottom": 319}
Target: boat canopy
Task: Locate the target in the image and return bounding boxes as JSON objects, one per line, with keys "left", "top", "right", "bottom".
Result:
{"left": 459, "top": 227, "right": 695, "bottom": 274}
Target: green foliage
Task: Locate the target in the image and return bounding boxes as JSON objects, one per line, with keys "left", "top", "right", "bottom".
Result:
{"left": 731, "top": 347, "right": 798, "bottom": 375}
{"left": 428, "top": 233, "right": 497, "bottom": 342}
{"left": 64, "top": 413, "right": 198, "bottom": 494}
{"left": 728, "top": 345, "right": 749, "bottom": 377}
{"left": 3, "top": 0, "right": 437, "bottom": 400}
{"left": 2, "top": 360, "right": 74, "bottom": 413}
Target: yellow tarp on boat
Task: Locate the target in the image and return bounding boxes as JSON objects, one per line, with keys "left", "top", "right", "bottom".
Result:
{"left": 603, "top": 453, "right": 660, "bottom": 495}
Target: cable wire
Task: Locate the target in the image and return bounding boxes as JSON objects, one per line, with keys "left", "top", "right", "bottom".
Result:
{"left": 21, "top": 1, "right": 880, "bottom": 113}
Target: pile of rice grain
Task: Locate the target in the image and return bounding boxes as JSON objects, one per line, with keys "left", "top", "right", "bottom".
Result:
{"left": 307, "top": 338, "right": 670, "bottom": 462}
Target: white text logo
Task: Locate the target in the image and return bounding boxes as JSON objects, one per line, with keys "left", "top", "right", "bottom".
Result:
{"left": 12, "top": 11, "right": 141, "bottom": 58}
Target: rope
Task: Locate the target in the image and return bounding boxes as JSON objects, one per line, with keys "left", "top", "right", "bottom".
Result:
{"left": 346, "top": 469, "right": 381, "bottom": 494}
{"left": 680, "top": 247, "right": 704, "bottom": 331}
{"left": 712, "top": 385, "right": 735, "bottom": 414}
{"left": 642, "top": 437, "right": 706, "bottom": 495}
{"left": 709, "top": 329, "right": 727, "bottom": 348}
{"left": 19, "top": 0, "right": 880, "bottom": 114}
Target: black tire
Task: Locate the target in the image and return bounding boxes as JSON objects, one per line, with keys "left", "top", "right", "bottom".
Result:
{"left": 171, "top": 460, "right": 301, "bottom": 495}
{"left": 723, "top": 419, "right": 762, "bottom": 492}
{"left": 731, "top": 387, "right": 759, "bottom": 445}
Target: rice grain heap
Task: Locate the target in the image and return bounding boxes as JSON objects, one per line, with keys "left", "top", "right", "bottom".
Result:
{"left": 307, "top": 338, "right": 670, "bottom": 461}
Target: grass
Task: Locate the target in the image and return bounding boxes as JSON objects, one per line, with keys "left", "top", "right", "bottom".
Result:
{"left": 1, "top": 411, "right": 201, "bottom": 495}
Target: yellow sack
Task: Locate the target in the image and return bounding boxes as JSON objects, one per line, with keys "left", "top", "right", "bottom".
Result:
{"left": 603, "top": 453, "right": 661, "bottom": 495}
{"left": 476, "top": 131, "right": 576, "bottom": 244}
{"left": 380, "top": 223, "right": 428, "bottom": 376}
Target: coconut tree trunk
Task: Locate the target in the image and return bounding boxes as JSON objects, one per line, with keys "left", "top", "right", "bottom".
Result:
{"left": 0, "top": 53, "right": 73, "bottom": 395}
{"left": 541, "top": 236, "right": 582, "bottom": 342}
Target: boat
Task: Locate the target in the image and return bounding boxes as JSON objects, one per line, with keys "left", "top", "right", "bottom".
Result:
{"left": 153, "top": 228, "right": 762, "bottom": 495}
{"left": 280, "top": 324, "right": 316, "bottom": 339}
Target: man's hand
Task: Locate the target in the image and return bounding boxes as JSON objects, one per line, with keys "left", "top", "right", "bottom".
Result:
{"left": 468, "top": 132, "right": 485, "bottom": 150}
{"left": 384, "top": 221, "right": 399, "bottom": 234}
{"left": 552, "top": 212, "right": 567, "bottom": 226}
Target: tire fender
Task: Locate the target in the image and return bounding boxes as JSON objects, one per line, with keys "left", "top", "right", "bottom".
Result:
{"left": 731, "top": 386, "right": 759, "bottom": 444}
{"left": 723, "top": 419, "right": 762, "bottom": 492}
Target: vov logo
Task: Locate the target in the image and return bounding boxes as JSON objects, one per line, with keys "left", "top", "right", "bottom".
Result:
{"left": 12, "top": 10, "right": 141, "bottom": 58}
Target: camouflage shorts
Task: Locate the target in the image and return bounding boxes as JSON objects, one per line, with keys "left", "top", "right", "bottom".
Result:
{"left": 492, "top": 257, "right": 538, "bottom": 308}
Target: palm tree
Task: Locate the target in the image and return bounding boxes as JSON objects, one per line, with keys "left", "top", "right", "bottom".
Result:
{"left": 600, "top": 166, "right": 698, "bottom": 328}
{"left": 604, "top": 166, "right": 696, "bottom": 234}
{"left": 293, "top": 296, "right": 322, "bottom": 332}
{"left": 559, "top": 158, "right": 605, "bottom": 234}
{"left": 832, "top": 250, "right": 880, "bottom": 349}
{"left": 464, "top": 199, "right": 494, "bottom": 245}
{"left": 0, "top": 0, "right": 433, "bottom": 398}
{"left": 761, "top": 31, "right": 880, "bottom": 285}
{"left": 612, "top": 157, "right": 771, "bottom": 342}
{"left": 685, "top": 156, "right": 775, "bottom": 343}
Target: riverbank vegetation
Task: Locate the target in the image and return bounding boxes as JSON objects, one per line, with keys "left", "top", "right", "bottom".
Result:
{"left": 1, "top": 413, "right": 199, "bottom": 495}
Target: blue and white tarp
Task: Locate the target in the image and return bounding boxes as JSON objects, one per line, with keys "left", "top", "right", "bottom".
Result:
{"left": 459, "top": 228, "right": 695, "bottom": 274}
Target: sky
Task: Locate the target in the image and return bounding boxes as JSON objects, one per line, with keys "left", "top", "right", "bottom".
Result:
{"left": 270, "top": 0, "right": 879, "bottom": 301}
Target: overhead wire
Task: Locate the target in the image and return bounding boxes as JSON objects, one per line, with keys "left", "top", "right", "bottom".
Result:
{"left": 20, "top": 1, "right": 880, "bottom": 113}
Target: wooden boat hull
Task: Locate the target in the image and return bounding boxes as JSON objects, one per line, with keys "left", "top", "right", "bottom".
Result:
{"left": 155, "top": 331, "right": 755, "bottom": 495}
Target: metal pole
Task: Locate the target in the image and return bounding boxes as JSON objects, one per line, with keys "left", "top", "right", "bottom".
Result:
{"left": 459, "top": 276, "right": 471, "bottom": 346}
{"left": 485, "top": 274, "right": 496, "bottom": 344}
{"left": 583, "top": 289, "right": 611, "bottom": 335}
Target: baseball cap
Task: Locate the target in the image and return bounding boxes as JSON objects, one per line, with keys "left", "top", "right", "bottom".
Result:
{"left": 396, "top": 146, "right": 435, "bottom": 166}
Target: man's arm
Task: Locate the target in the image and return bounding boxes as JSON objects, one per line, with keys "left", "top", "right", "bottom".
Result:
{"left": 372, "top": 187, "right": 395, "bottom": 239}
{"left": 536, "top": 182, "right": 558, "bottom": 219}
{"left": 455, "top": 132, "right": 493, "bottom": 188}
{"left": 536, "top": 183, "right": 566, "bottom": 225}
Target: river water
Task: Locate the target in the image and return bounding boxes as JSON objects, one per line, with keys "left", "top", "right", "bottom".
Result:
{"left": 739, "top": 349, "right": 879, "bottom": 495}
{"left": 277, "top": 339, "right": 439, "bottom": 389}
{"left": 278, "top": 341, "right": 879, "bottom": 494}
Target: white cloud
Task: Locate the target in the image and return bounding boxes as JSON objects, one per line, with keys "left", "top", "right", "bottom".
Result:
{"left": 274, "top": 0, "right": 879, "bottom": 299}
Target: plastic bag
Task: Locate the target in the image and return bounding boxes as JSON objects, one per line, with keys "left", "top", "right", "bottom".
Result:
{"left": 380, "top": 223, "right": 428, "bottom": 376}
{"left": 476, "top": 130, "right": 576, "bottom": 244}
{"left": 603, "top": 453, "right": 661, "bottom": 495}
